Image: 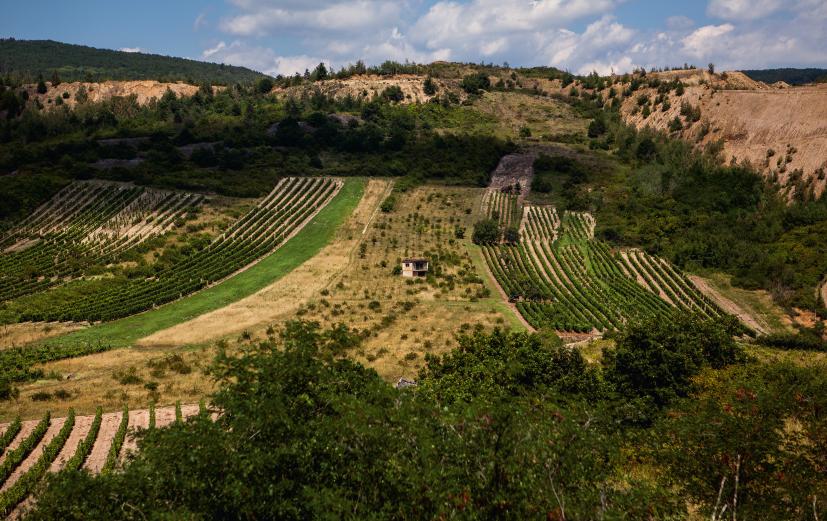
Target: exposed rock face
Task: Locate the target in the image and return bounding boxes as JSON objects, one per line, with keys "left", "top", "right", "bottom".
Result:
{"left": 24, "top": 80, "right": 211, "bottom": 108}
{"left": 271, "top": 74, "right": 464, "bottom": 104}
{"left": 613, "top": 70, "right": 827, "bottom": 199}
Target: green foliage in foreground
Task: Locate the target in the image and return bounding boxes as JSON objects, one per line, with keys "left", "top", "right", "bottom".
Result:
{"left": 603, "top": 313, "right": 744, "bottom": 408}
{"left": 26, "top": 317, "right": 826, "bottom": 520}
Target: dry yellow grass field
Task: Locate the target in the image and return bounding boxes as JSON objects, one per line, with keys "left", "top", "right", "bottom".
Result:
{"left": 0, "top": 343, "right": 212, "bottom": 421}
{"left": 144, "top": 182, "right": 527, "bottom": 382}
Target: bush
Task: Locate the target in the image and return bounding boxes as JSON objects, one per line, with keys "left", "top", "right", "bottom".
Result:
{"left": 587, "top": 117, "right": 606, "bottom": 138}
{"left": 256, "top": 77, "right": 274, "bottom": 93}
{"left": 381, "top": 85, "right": 404, "bottom": 103}
{"left": 603, "top": 313, "right": 742, "bottom": 408}
{"left": 503, "top": 226, "right": 519, "bottom": 244}
{"left": 0, "top": 379, "right": 19, "bottom": 401}
{"left": 460, "top": 72, "right": 491, "bottom": 94}
{"left": 471, "top": 219, "right": 500, "bottom": 245}
{"left": 379, "top": 194, "right": 396, "bottom": 213}
{"left": 756, "top": 331, "right": 825, "bottom": 351}
{"left": 423, "top": 77, "right": 437, "bottom": 96}
{"left": 668, "top": 116, "right": 683, "bottom": 132}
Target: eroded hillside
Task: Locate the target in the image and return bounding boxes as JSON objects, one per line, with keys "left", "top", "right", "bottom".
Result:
{"left": 615, "top": 70, "right": 827, "bottom": 198}
{"left": 22, "top": 80, "right": 210, "bottom": 108}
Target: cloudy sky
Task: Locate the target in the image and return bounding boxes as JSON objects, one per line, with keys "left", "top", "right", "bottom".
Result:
{"left": 3, "top": 0, "right": 826, "bottom": 76}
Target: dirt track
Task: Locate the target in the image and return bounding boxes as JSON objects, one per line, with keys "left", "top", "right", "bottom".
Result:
{"left": 689, "top": 275, "right": 768, "bottom": 335}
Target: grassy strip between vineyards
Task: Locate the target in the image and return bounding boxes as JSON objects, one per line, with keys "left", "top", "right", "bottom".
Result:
{"left": 43, "top": 177, "right": 366, "bottom": 348}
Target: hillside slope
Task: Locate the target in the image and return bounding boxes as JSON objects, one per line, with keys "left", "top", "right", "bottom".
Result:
{"left": 0, "top": 39, "right": 266, "bottom": 84}
{"left": 615, "top": 70, "right": 827, "bottom": 199}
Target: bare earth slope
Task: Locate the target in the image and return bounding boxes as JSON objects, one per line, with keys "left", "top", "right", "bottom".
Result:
{"left": 617, "top": 70, "right": 827, "bottom": 198}
{"left": 272, "top": 74, "right": 463, "bottom": 104}
{"left": 24, "top": 80, "right": 210, "bottom": 109}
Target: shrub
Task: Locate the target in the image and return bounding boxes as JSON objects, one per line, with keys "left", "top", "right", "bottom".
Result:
{"left": 587, "top": 117, "right": 606, "bottom": 138}
{"left": 460, "top": 72, "right": 491, "bottom": 94}
{"left": 381, "top": 85, "right": 404, "bottom": 103}
{"left": 380, "top": 194, "right": 396, "bottom": 213}
{"left": 423, "top": 77, "right": 437, "bottom": 95}
{"left": 471, "top": 219, "right": 500, "bottom": 245}
{"left": 668, "top": 116, "right": 683, "bottom": 132}
{"left": 603, "top": 314, "right": 742, "bottom": 409}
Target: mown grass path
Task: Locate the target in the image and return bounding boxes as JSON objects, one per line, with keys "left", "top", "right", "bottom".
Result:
{"left": 48, "top": 178, "right": 366, "bottom": 348}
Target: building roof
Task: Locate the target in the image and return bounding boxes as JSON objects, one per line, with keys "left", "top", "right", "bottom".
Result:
{"left": 402, "top": 257, "right": 428, "bottom": 263}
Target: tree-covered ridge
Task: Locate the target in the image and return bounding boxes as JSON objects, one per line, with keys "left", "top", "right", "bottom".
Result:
{"left": 741, "top": 68, "right": 827, "bottom": 85}
{"left": 0, "top": 39, "right": 267, "bottom": 85}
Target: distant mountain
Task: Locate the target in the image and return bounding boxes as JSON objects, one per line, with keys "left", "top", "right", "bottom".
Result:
{"left": 0, "top": 39, "right": 268, "bottom": 85}
{"left": 741, "top": 68, "right": 827, "bottom": 85}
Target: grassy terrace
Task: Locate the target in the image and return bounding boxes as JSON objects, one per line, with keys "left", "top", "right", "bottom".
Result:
{"left": 46, "top": 178, "right": 366, "bottom": 348}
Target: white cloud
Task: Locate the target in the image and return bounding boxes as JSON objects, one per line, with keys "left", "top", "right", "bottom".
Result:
{"left": 681, "top": 24, "right": 735, "bottom": 59}
{"left": 411, "top": 0, "right": 617, "bottom": 57}
{"left": 540, "top": 16, "right": 636, "bottom": 73}
{"left": 707, "top": 0, "right": 782, "bottom": 21}
{"left": 208, "top": 0, "right": 827, "bottom": 77}
{"left": 194, "top": 12, "right": 208, "bottom": 30}
{"left": 221, "top": 1, "right": 402, "bottom": 36}
{"left": 199, "top": 40, "right": 330, "bottom": 76}
{"left": 119, "top": 47, "right": 143, "bottom": 53}
{"left": 666, "top": 15, "right": 694, "bottom": 30}
{"left": 202, "top": 41, "right": 227, "bottom": 59}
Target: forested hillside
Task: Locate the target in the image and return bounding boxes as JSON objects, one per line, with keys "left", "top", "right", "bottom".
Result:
{"left": 0, "top": 39, "right": 267, "bottom": 85}
{"left": 741, "top": 68, "right": 827, "bottom": 85}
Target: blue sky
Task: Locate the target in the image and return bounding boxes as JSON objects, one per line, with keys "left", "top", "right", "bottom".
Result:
{"left": 2, "top": 1, "right": 825, "bottom": 76}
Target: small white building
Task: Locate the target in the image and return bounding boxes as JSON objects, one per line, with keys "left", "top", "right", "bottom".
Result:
{"left": 401, "top": 258, "right": 429, "bottom": 277}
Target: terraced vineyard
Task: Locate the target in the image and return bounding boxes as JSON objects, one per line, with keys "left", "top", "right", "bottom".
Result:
{"left": 0, "top": 181, "right": 204, "bottom": 304}
{"left": 6, "top": 177, "right": 341, "bottom": 323}
{"left": 0, "top": 404, "right": 201, "bottom": 516}
{"left": 484, "top": 205, "right": 725, "bottom": 333}
{"left": 481, "top": 189, "right": 519, "bottom": 228}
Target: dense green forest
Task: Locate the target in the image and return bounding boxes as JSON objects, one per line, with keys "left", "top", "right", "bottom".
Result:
{"left": 741, "top": 68, "right": 827, "bottom": 85}
{"left": 25, "top": 318, "right": 826, "bottom": 520}
{"left": 0, "top": 39, "right": 266, "bottom": 85}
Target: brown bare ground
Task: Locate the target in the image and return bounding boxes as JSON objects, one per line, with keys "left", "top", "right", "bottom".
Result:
{"left": 0, "top": 322, "right": 85, "bottom": 349}
{"left": 0, "top": 344, "right": 213, "bottom": 421}
{"left": 25, "top": 80, "right": 215, "bottom": 109}
{"left": 0, "top": 420, "right": 36, "bottom": 466}
{"left": 83, "top": 411, "right": 122, "bottom": 473}
{"left": 616, "top": 70, "right": 827, "bottom": 197}
{"left": 120, "top": 409, "right": 149, "bottom": 461}
{"left": 0, "top": 417, "right": 65, "bottom": 493}
{"left": 49, "top": 414, "right": 92, "bottom": 472}
{"left": 272, "top": 74, "right": 462, "bottom": 104}
{"left": 137, "top": 179, "right": 391, "bottom": 347}
{"left": 689, "top": 275, "right": 768, "bottom": 335}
